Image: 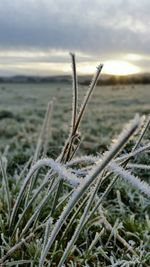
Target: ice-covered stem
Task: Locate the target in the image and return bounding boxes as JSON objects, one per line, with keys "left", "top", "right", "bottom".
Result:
{"left": 9, "top": 158, "right": 81, "bottom": 228}
{"left": 133, "top": 114, "right": 150, "bottom": 150}
{"left": 67, "top": 144, "right": 150, "bottom": 167}
{"left": 95, "top": 206, "right": 137, "bottom": 256}
{"left": 67, "top": 155, "right": 98, "bottom": 166}
{"left": 41, "top": 217, "right": 53, "bottom": 254}
{"left": 0, "top": 156, "right": 11, "bottom": 223}
{"left": 39, "top": 115, "right": 140, "bottom": 267}
{"left": 72, "top": 64, "right": 103, "bottom": 135}
{"left": 33, "top": 101, "right": 52, "bottom": 162}
{"left": 43, "top": 101, "right": 53, "bottom": 157}
{"left": 11, "top": 169, "right": 56, "bottom": 238}
{"left": 127, "top": 163, "right": 150, "bottom": 170}
{"left": 17, "top": 156, "right": 32, "bottom": 183}
{"left": 26, "top": 101, "right": 53, "bottom": 207}
{"left": 85, "top": 147, "right": 150, "bottom": 226}
{"left": 109, "top": 162, "right": 150, "bottom": 198}
{"left": 70, "top": 52, "right": 78, "bottom": 130}
{"left": 20, "top": 182, "right": 58, "bottom": 237}
{"left": 59, "top": 194, "right": 89, "bottom": 243}
{"left": 0, "top": 233, "right": 34, "bottom": 264}
{"left": 116, "top": 144, "right": 150, "bottom": 162}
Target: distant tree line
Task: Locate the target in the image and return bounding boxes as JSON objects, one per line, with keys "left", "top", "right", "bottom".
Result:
{"left": 0, "top": 74, "right": 150, "bottom": 85}
{"left": 80, "top": 75, "right": 150, "bottom": 86}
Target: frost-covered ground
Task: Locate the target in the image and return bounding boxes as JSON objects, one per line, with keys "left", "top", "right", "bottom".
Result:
{"left": 0, "top": 83, "right": 150, "bottom": 266}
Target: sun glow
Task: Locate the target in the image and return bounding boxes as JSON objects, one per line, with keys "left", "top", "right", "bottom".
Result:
{"left": 103, "top": 60, "right": 140, "bottom": 76}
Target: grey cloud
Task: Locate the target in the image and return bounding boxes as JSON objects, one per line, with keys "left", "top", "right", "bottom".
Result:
{"left": 0, "top": 0, "right": 150, "bottom": 56}
{"left": 1, "top": 0, "right": 150, "bottom": 76}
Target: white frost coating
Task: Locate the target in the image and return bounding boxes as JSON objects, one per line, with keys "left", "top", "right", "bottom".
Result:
{"left": 71, "top": 114, "right": 141, "bottom": 192}
{"left": 67, "top": 155, "right": 98, "bottom": 166}
{"left": 116, "top": 144, "right": 150, "bottom": 162}
{"left": 32, "top": 158, "right": 80, "bottom": 187}
{"left": 108, "top": 114, "right": 140, "bottom": 154}
{"left": 10, "top": 157, "right": 81, "bottom": 227}
{"left": 127, "top": 163, "right": 150, "bottom": 170}
{"left": 67, "top": 143, "right": 150, "bottom": 167}
{"left": 109, "top": 162, "right": 150, "bottom": 198}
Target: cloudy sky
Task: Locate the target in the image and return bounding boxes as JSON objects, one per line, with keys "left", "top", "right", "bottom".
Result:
{"left": 0, "top": 0, "right": 150, "bottom": 76}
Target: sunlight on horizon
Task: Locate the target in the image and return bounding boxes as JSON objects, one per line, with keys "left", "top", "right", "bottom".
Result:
{"left": 75, "top": 60, "right": 141, "bottom": 76}
{"left": 0, "top": 50, "right": 142, "bottom": 76}
{"left": 103, "top": 60, "right": 141, "bottom": 76}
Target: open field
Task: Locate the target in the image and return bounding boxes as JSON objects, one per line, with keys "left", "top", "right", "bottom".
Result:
{"left": 0, "top": 82, "right": 150, "bottom": 266}
{"left": 0, "top": 83, "right": 150, "bottom": 160}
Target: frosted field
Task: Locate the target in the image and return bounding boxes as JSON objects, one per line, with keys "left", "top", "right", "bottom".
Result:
{"left": 0, "top": 82, "right": 150, "bottom": 266}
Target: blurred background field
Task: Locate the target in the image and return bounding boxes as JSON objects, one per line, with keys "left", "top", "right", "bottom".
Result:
{"left": 0, "top": 83, "right": 150, "bottom": 169}
{"left": 0, "top": 83, "right": 150, "bottom": 154}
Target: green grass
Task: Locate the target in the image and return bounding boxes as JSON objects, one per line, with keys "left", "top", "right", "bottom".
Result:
{"left": 0, "top": 79, "right": 150, "bottom": 266}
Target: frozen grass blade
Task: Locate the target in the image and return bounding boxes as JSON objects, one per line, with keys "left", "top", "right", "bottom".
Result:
{"left": 127, "top": 163, "right": 150, "bottom": 170}
{"left": 72, "top": 64, "right": 103, "bottom": 135}
{"left": 17, "top": 156, "right": 32, "bottom": 183}
{"left": 110, "top": 162, "right": 150, "bottom": 198}
{"left": 68, "top": 144, "right": 150, "bottom": 167}
{"left": 11, "top": 174, "right": 54, "bottom": 238}
{"left": 20, "top": 182, "right": 58, "bottom": 236}
{"left": 33, "top": 101, "right": 53, "bottom": 162}
{"left": 9, "top": 158, "right": 80, "bottom": 229}
{"left": 50, "top": 54, "right": 78, "bottom": 215}
{"left": 25, "top": 101, "right": 53, "bottom": 206}
{"left": 87, "top": 228, "right": 105, "bottom": 253}
{"left": 133, "top": 114, "right": 150, "bottom": 150}
{"left": 70, "top": 52, "right": 78, "bottom": 130}
{"left": 59, "top": 194, "right": 89, "bottom": 242}
{"left": 43, "top": 101, "right": 53, "bottom": 157}
{"left": 87, "top": 174, "right": 118, "bottom": 224}
{"left": 55, "top": 189, "right": 73, "bottom": 210}
{"left": 0, "top": 156, "right": 11, "bottom": 222}
{"left": 84, "top": 122, "right": 150, "bottom": 226}
{"left": 9, "top": 160, "right": 47, "bottom": 228}
{"left": 67, "top": 155, "right": 98, "bottom": 167}
{"left": 116, "top": 144, "right": 150, "bottom": 162}
{"left": 2, "top": 260, "right": 33, "bottom": 266}
{"left": 20, "top": 159, "right": 82, "bottom": 236}
{"left": 41, "top": 217, "right": 53, "bottom": 254}
{"left": 96, "top": 206, "right": 137, "bottom": 256}
{"left": 39, "top": 217, "right": 53, "bottom": 264}
{"left": 0, "top": 233, "right": 34, "bottom": 264}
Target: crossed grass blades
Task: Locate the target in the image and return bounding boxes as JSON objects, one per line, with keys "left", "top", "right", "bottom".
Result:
{"left": 0, "top": 53, "right": 150, "bottom": 266}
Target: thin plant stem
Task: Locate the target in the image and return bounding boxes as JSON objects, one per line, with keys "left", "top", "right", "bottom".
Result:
{"left": 25, "top": 102, "right": 53, "bottom": 207}
{"left": 0, "top": 157, "right": 11, "bottom": 223}
{"left": 59, "top": 194, "right": 89, "bottom": 242}
{"left": 133, "top": 115, "right": 150, "bottom": 150}
{"left": 0, "top": 233, "right": 34, "bottom": 264}
{"left": 43, "top": 101, "right": 53, "bottom": 157}
{"left": 72, "top": 64, "right": 103, "bottom": 136}
{"left": 70, "top": 52, "right": 78, "bottom": 130}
